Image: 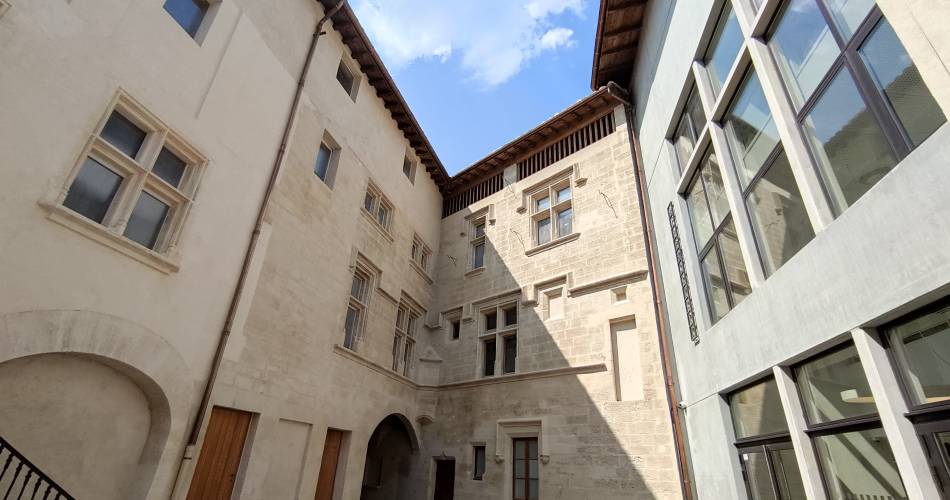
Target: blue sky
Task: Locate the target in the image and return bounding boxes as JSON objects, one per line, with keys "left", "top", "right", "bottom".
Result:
{"left": 351, "top": 0, "right": 599, "bottom": 175}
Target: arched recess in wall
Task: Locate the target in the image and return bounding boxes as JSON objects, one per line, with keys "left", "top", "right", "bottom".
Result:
{"left": 0, "top": 309, "right": 193, "bottom": 500}
{"left": 360, "top": 413, "right": 420, "bottom": 500}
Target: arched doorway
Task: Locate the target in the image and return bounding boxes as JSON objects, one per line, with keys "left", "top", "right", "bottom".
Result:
{"left": 359, "top": 414, "right": 418, "bottom": 500}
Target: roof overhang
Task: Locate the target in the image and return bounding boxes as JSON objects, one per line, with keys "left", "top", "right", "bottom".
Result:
{"left": 317, "top": 0, "right": 451, "bottom": 188}
{"left": 591, "top": 0, "right": 648, "bottom": 91}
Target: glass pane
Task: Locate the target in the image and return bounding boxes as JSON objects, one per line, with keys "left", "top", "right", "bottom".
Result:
{"left": 515, "top": 440, "right": 525, "bottom": 457}
{"left": 474, "top": 222, "right": 485, "bottom": 239}
{"left": 730, "top": 378, "right": 789, "bottom": 439}
{"left": 484, "top": 340, "right": 495, "bottom": 376}
{"left": 351, "top": 273, "right": 366, "bottom": 300}
{"left": 474, "top": 447, "right": 486, "bottom": 478}
{"left": 824, "top": 0, "right": 876, "bottom": 40}
{"left": 704, "top": 3, "right": 745, "bottom": 95}
{"left": 556, "top": 186, "right": 571, "bottom": 203}
{"left": 887, "top": 303, "right": 950, "bottom": 406}
{"left": 485, "top": 311, "right": 497, "bottom": 331}
{"left": 473, "top": 242, "right": 485, "bottom": 268}
{"left": 402, "top": 157, "right": 413, "bottom": 178}
{"left": 673, "top": 115, "right": 697, "bottom": 172}
{"left": 769, "top": 0, "right": 840, "bottom": 110}
{"left": 515, "top": 478, "right": 525, "bottom": 497}
{"left": 101, "top": 112, "right": 146, "bottom": 159}
{"left": 796, "top": 344, "right": 877, "bottom": 424}
{"left": 814, "top": 427, "right": 908, "bottom": 500}
{"left": 163, "top": 0, "right": 207, "bottom": 37}
{"left": 376, "top": 205, "right": 388, "bottom": 226}
{"left": 124, "top": 192, "right": 170, "bottom": 249}
{"left": 344, "top": 306, "right": 359, "bottom": 348}
{"left": 719, "top": 220, "right": 751, "bottom": 305}
{"left": 687, "top": 178, "right": 714, "bottom": 249}
{"left": 860, "top": 18, "right": 946, "bottom": 147}
{"left": 528, "top": 439, "right": 538, "bottom": 459}
{"left": 504, "top": 336, "right": 517, "bottom": 373}
{"left": 741, "top": 450, "right": 778, "bottom": 500}
{"left": 701, "top": 248, "right": 730, "bottom": 322}
{"left": 63, "top": 158, "right": 123, "bottom": 223}
{"left": 770, "top": 447, "right": 807, "bottom": 500}
{"left": 315, "top": 143, "right": 332, "bottom": 181}
{"left": 337, "top": 62, "right": 355, "bottom": 94}
{"left": 529, "top": 479, "right": 539, "bottom": 499}
{"left": 363, "top": 192, "right": 376, "bottom": 212}
{"left": 802, "top": 67, "right": 897, "bottom": 209}
{"left": 504, "top": 306, "right": 518, "bottom": 326}
{"left": 528, "top": 460, "right": 538, "bottom": 479}
{"left": 700, "top": 152, "right": 730, "bottom": 229}
{"left": 747, "top": 152, "right": 815, "bottom": 275}
{"left": 686, "top": 89, "right": 706, "bottom": 137}
{"left": 557, "top": 208, "right": 573, "bottom": 237}
{"left": 153, "top": 148, "right": 186, "bottom": 188}
{"left": 537, "top": 217, "right": 552, "bottom": 245}
{"left": 536, "top": 196, "right": 550, "bottom": 212}
{"left": 725, "top": 71, "right": 781, "bottom": 187}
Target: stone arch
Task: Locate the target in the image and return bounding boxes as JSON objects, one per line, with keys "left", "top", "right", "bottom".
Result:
{"left": 0, "top": 309, "right": 193, "bottom": 500}
{"left": 360, "top": 413, "right": 421, "bottom": 500}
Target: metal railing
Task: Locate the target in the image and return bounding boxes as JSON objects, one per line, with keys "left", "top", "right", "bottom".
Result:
{"left": 0, "top": 437, "right": 74, "bottom": 500}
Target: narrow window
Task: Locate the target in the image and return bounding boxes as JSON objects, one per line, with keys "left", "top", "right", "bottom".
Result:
{"left": 393, "top": 301, "right": 419, "bottom": 376}
{"left": 336, "top": 60, "right": 356, "bottom": 97}
{"left": 473, "top": 446, "right": 486, "bottom": 480}
{"left": 362, "top": 183, "right": 394, "bottom": 232}
{"left": 402, "top": 156, "right": 415, "bottom": 183}
{"left": 344, "top": 268, "right": 370, "bottom": 350}
{"left": 451, "top": 319, "right": 461, "bottom": 340}
{"left": 314, "top": 142, "right": 333, "bottom": 182}
{"left": 470, "top": 218, "right": 487, "bottom": 270}
{"left": 163, "top": 0, "right": 209, "bottom": 38}
{"left": 512, "top": 438, "right": 539, "bottom": 500}
{"left": 410, "top": 235, "right": 432, "bottom": 274}
{"left": 503, "top": 335, "right": 517, "bottom": 374}
{"left": 483, "top": 339, "right": 496, "bottom": 377}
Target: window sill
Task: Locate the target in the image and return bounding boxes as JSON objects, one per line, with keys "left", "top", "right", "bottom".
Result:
{"left": 409, "top": 258, "right": 434, "bottom": 284}
{"left": 465, "top": 266, "right": 485, "bottom": 278}
{"left": 525, "top": 232, "right": 580, "bottom": 257}
{"left": 360, "top": 208, "right": 394, "bottom": 242}
{"left": 42, "top": 202, "right": 180, "bottom": 274}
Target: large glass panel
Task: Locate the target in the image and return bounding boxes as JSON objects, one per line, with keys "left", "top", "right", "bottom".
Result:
{"left": 888, "top": 302, "right": 950, "bottom": 406}
{"left": 163, "top": 0, "right": 208, "bottom": 38}
{"left": 742, "top": 450, "right": 778, "bottom": 500}
{"left": 719, "top": 220, "right": 751, "bottom": 305}
{"left": 63, "top": 158, "right": 123, "bottom": 223}
{"left": 730, "top": 378, "right": 789, "bottom": 439}
{"left": 725, "top": 71, "right": 781, "bottom": 186}
{"left": 801, "top": 67, "right": 897, "bottom": 209}
{"left": 860, "top": 18, "right": 946, "bottom": 147}
{"left": 314, "top": 143, "right": 332, "bottom": 181}
{"left": 770, "top": 447, "right": 807, "bottom": 500}
{"left": 814, "top": 427, "right": 908, "bottom": 500}
{"left": 687, "top": 179, "right": 714, "bottom": 249}
{"left": 769, "top": 0, "right": 840, "bottom": 110}
{"left": 701, "top": 153, "right": 730, "bottom": 228}
{"left": 124, "top": 192, "right": 170, "bottom": 249}
{"left": 796, "top": 344, "right": 877, "bottom": 424}
{"left": 101, "top": 112, "right": 147, "bottom": 159}
{"left": 747, "top": 152, "right": 815, "bottom": 275}
{"left": 705, "top": 3, "right": 745, "bottom": 95}
{"left": 701, "top": 248, "right": 730, "bottom": 322}
{"left": 153, "top": 148, "right": 186, "bottom": 188}
{"left": 824, "top": 0, "right": 876, "bottom": 41}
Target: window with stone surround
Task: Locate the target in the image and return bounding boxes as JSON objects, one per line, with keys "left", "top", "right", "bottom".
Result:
{"left": 362, "top": 181, "right": 394, "bottom": 235}
{"left": 314, "top": 132, "right": 341, "bottom": 187}
{"left": 473, "top": 445, "right": 486, "bottom": 480}
{"left": 392, "top": 299, "right": 421, "bottom": 377}
{"left": 529, "top": 175, "right": 573, "bottom": 247}
{"left": 410, "top": 234, "right": 432, "bottom": 276}
{"left": 479, "top": 298, "right": 519, "bottom": 377}
{"left": 336, "top": 57, "right": 360, "bottom": 102}
{"left": 470, "top": 217, "right": 487, "bottom": 271}
{"left": 343, "top": 261, "right": 375, "bottom": 351}
{"left": 48, "top": 91, "right": 206, "bottom": 272}
{"left": 402, "top": 155, "right": 416, "bottom": 184}
{"left": 445, "top": 309, "right": 462, "bottom": 341}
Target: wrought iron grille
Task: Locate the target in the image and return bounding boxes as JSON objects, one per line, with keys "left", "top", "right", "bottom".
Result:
{"left": 668, "top": 202, "right": 700, "bottom": 345}
{"left": 0, "top": 436, "right": 74, "bottom": 500}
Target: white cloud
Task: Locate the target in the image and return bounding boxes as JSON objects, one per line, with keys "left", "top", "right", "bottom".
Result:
{"left": 351, "top": 0, "right": 586, "bottom": 88}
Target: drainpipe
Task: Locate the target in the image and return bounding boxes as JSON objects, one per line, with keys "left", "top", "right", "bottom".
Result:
{"left": 171, "top": 0, "right": 347, "bottom": 494}
{"left": 608, "top": 82, "right": 694, "bottom": 500}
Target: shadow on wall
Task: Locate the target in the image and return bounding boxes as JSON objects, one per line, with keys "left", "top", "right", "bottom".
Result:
{"left": 360, "top": 414, "right": 418, "bottom": 500}
{"left": 389, "top": 198, "right": 679, "bottom": 500}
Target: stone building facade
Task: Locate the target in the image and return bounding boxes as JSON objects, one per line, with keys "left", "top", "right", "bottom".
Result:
{"left": 0, "top": 1, "right": 683, "bottom": 500}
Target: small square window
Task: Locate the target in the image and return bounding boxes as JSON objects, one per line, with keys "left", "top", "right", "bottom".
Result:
{"left": 124, "top": 191, "right": 171, "bottom": 249}
{"left": 163, "top": 0, "right": 209, "bottom": 38}
{"left": 63, "top": 158, "right": 124, "bottom": 224}
{"left": 153, "top": 148, "right": 187, "bottom": 188}
{"left": 337, "top": 60, "right": 357, "bottom": 98}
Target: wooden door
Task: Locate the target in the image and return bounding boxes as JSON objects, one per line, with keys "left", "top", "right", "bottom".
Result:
{"left": 314, "top": 429, "right": 345, "bottom": 500}
{"left": 433, "top": 459, "right": 455, "bottom": 500}
{"left": 186, "top": 407, "right": 252, "bottom": 500}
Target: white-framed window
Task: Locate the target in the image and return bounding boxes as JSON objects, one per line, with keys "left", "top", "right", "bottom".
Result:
{"left": 336, "top": 58, "right": 360, "bottom": 101}
{"left": 314, "top": 132, "right": 341, "bottom": 187}
{"left": 529, "top": 176, "right": 573, "bottom": 247}
{"left": 362, "top": 181, "right": 394, "bottom": 234}
{"left": 343, "top": 263, "right": 373, "bottom": 350}
{"left": 478, "top": 299, "right": 519, "bottom": 377}
{"left": 410, "top": 234, "right": 432, "bottom": 275}
{"left": 163, "top": 0, "right": 215, "bottom": 41}
{"left": 49, "top": 91, "right": 206, "bottom": 270}
{"left": 392, "top": 300, "right": 422, "bottom": 376}
{"left": 470, "top": 217, "right": 487, "bottom": 270}
{"left": 402, "top": 155, "right": 416, "bottom": 184}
